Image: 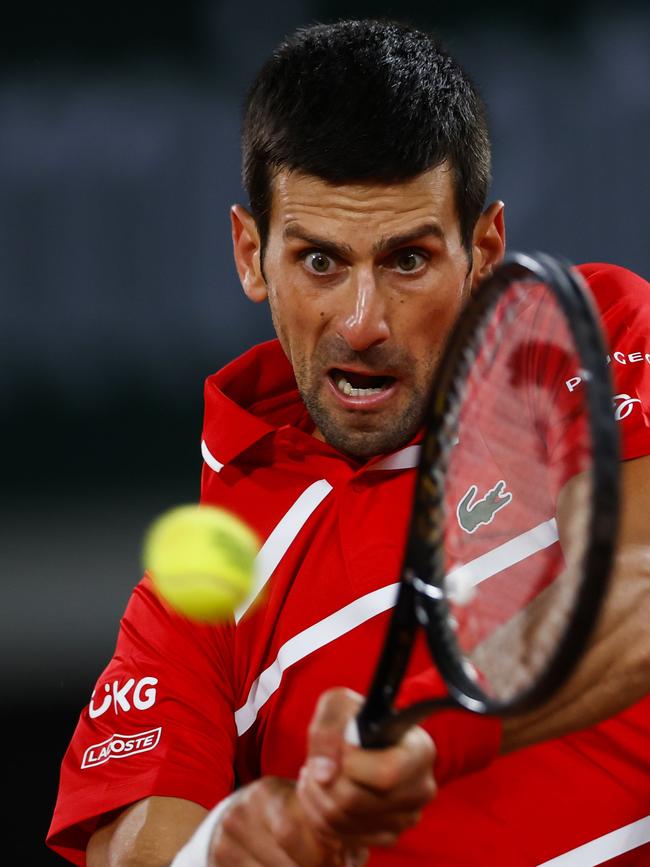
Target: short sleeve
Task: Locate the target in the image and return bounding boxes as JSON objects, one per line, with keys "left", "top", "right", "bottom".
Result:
{"left": 47, "top": 577, "right": 237, "bottom": 866}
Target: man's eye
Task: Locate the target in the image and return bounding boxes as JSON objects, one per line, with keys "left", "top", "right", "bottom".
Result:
{"left": 303, "top": 251, "right": 335, "bottom": 274}
{"left": 393, "top": 250, "right": 427, "bottom": 273}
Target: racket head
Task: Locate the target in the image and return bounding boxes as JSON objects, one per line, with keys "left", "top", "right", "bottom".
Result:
{"left": 407, "top": 252, "right": 620, "bottom": 716}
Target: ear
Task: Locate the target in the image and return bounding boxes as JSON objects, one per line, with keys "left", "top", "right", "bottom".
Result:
{"left": 470, "top": 200, "right": 506, "bottom": 290}
{"left": 230, "top": 204, "right": 268, "bottom": 303}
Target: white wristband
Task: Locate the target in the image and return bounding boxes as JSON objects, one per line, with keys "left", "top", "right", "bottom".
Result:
{"left": 170, "top": 793, "right": 237, "bottom": 867}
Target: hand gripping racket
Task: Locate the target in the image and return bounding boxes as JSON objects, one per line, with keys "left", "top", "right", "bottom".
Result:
{"left": 352, "top": 251, "right": 620, "bottom": 748}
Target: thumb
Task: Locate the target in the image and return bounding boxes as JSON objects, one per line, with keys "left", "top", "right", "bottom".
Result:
{"left": 306, "top": 687, "right": 364, "bottom": 785}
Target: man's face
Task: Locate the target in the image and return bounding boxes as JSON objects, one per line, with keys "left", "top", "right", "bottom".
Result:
{"left": 238, "top": 166, "right": 489, "bottom": 459}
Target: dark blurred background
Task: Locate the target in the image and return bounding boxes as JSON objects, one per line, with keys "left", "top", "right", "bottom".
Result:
{"left": 2, "top": 0, "right": 648, "bottom": 861}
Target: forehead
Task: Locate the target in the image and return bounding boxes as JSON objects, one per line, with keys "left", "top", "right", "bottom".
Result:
{"left": 268, "top": 165, "right": 459, "bottom": 244}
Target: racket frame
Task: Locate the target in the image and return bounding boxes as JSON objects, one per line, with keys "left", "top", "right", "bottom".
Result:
{"left": 357, "top": 252, "right": 620, "bottom": 748}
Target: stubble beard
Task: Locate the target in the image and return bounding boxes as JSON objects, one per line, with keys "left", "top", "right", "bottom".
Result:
{"left": 266, "top": 287, "right": 452, "bottom": 461}
{"left": 304, "top": 387, "right": 427, "bottom": 458}
{"left": 294, "top": 352, "right": 432, "bottom": 459}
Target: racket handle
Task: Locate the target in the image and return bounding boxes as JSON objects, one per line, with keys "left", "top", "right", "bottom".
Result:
{"left": 353, "top": 697, "right": 456, "bottom": 749}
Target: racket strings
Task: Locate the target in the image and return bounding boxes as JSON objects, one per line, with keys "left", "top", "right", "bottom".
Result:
{"left": 435, "top": 279, "right": 594, "bottom": 702}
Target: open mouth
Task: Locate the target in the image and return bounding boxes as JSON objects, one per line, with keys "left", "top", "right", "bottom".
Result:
{"left": 329, "top": 368, "right": 396, "bottom": 398}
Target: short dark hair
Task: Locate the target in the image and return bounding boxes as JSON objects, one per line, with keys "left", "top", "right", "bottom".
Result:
{"left": 241, "top": 19, "right": 491, "bottom": 254}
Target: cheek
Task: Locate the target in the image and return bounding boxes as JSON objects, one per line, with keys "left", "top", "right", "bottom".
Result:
{"left": 267, "top": 284, "right": 325, "bottom": 365}
{"left": 265, "top": 290, "right": 292, "bottom": 359}
{"left": 395, "top": 290, "right": 466, "bottom": 384}
{"left": 403, "top": 294, "right": 461, "bottom": 347}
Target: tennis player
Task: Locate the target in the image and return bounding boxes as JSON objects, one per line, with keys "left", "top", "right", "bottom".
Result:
{"left": 48, "top": 20, "right": 650, "bottom": 866}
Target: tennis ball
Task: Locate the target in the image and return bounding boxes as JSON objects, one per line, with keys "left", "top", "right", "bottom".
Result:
{"left": 142, "top": 504, "right": 260, "bottom": 623}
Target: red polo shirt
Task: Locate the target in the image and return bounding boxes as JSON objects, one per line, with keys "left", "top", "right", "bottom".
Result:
{"left": 48, "top": 263, "right": 650, "bottom": 866}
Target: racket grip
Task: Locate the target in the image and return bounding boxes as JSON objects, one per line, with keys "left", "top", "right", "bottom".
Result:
{"left": 354, "top": 697, "right": 456, "bottom": 749}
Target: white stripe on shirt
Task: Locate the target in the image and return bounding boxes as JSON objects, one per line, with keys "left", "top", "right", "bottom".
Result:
{"left": 234, "top": 518, "right": 560, "bottom": 734}
{"left": 537, "top": 815, "right": 650, "bottom": 866}
{"left": 235, "top": 479, "right": 333, "bottom": 623}
{"left": 235, "top": 583, "right": 400, "bottom": 735}
{"left": 447, "top": 518, "right": 559, "bottom": 589}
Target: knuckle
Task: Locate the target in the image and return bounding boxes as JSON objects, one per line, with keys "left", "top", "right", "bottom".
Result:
{"left": 420, "top": 731, "right": 436, "bottom": 763}
{"left": 219, "top": 806, "right": 244, "bottom": 838}
{"left": 252, "top": 777, "right": 286, "bottom": 809}
{"left": 307, "top": 716, "right": 329, "bottom": 741}
{"left": 309, "top": 687, "right": 357, "bottom": 735}
{"left": 400, "top": 809, "right": 423, "bottom": 830}
{"left": 373, "top": 831, "right": 400, "bottom": 848}
{"left": 253, "top": 777, "right": 274, "bottom": 798}
{"left": 272, "top": 812, "right": 297, "bottom": 846}
{"left": 374, "top": 757, "right": 399, "bottom": 790}
{"left": 335, "top": 786, "right": 359, "bottom": 815}
{"left": 314, "top": 687, "right": 343, "bottom": 714}
{"left": 407, "top": 726, "right": 435, "bottom": 762}
{"left": 380, "top": 812, "right": 415, "bottom": 834}
{"left": 321, "top": 797, "right": 345, "bottom": 826}
{"left": 399, "top": 775, "right": 436, "bottom": 811}
{"left": 209, "top": 823, "right": 241, "bottom": 862}
{"left": 421, "top": 774, "right": 438, "bottom": 803}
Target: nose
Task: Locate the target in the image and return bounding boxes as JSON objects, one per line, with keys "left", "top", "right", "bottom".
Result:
{"left": 336, "top": 269, "right": 390, "bottom": 352}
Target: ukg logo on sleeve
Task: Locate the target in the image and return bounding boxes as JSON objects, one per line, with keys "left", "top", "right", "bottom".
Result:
{"left": 81, "top": 727, "right": 162, "bottom": 769}
{"left": 89, "top": 676, "right": 158, "bottom": 719}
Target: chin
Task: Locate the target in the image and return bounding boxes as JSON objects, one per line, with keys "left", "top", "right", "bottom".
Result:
{"left": 303, "top": 386, "right": 423, "bottom": 458}
{"left": 323, "top": 423, "right": 415, "bottom": 459}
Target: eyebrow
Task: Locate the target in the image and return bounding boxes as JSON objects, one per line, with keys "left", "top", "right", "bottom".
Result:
{"left": 283, "top": 225, "right": 354, "bottom": 260}
{"left": 283, "top": 221, "right": 445, "bottom": 259}
{"left": 373, "top": 222, "right": 445, "bottom": 255}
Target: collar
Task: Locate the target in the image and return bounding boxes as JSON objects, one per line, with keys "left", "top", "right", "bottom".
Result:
{"left": 202, "top": 338, "right": 423, "bottom": 473}
{"left": 202, "top": 340, "right": 305, "bottom": 468}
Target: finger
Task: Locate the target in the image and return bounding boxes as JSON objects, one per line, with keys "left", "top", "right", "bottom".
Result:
{"left": 342, "top": 832, "right": 400, "bottom": 849}
{"left": 327, "top": 768, "right": 434, "bottom": 816}
{"left": 340, "top": 726, "right": 436, "bottom": 795}
{"left": 208, "top": 841, "right": 268, "bottom": 867}
{"left": 297, "top": 767, "right": 423, "bottom": 838}
{"left": 344, "top": 847, "right": 370, "bottom": 866}
{"left": 209, "top": 826, "right": 269, "bottom": 866}
{"left": 299, "top": 798, "right": 402, "bottom": 851}
{"left": 298, "top": 781, "right": 401, "bottom": 850}
{"left": 307, "top": 688, "right": 365, "bottom": 784}
{"left": 262, "top": 777, "right": 344, "bottom": 867}
{"left": 212, "top": 800, "right": 299, "bottom": 867}
{"left": 300, "top": 762, "right": 426, "bottom": 821}
{"left": 300, "top": 735, "right": 436, "bottom": 830}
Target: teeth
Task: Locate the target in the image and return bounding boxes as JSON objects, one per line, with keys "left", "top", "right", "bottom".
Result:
{"left": 337, "top": 376, "right": 385, "bottom": 397}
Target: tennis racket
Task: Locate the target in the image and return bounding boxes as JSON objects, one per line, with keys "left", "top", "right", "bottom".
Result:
{"left": 352, "top": 251, "right": 620, "bottom": 748}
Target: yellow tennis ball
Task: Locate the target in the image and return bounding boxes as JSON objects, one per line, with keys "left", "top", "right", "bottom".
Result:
{"left": 142, "top": 504, "right": 260, "bottom": 623}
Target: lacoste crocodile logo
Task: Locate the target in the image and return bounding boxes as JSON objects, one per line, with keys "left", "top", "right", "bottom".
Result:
{"left": 456, "top": 480, "right": 513, "bottom": 534}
